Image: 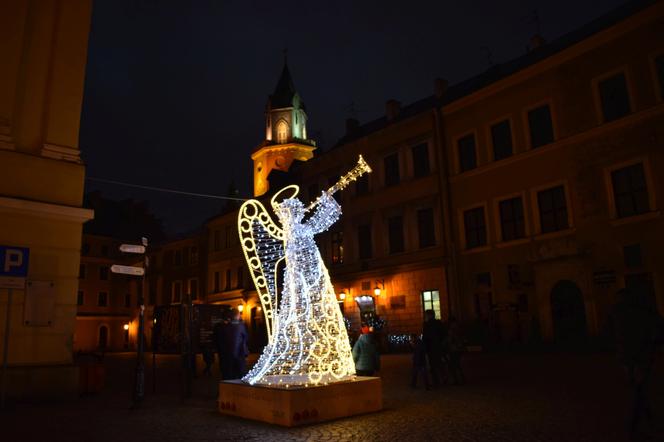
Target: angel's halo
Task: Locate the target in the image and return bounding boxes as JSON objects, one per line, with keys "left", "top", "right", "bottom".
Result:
{"left": 270, "top": 184, "right": 300, "bottom": 211}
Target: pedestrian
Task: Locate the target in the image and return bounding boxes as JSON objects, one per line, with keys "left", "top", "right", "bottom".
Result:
{"left": 202, "top": 343, "right": 215, "bottom": 376}
{"left": 222, "top": 308, "right": 249, "bottom": 379}
{"left": 446, "top": 316, "right": 465, "bottom": 385}
{"left": 422, "top": 309, "right": 446, "bottom": 387}
{"left": 609, "top": 288, "right": 661, "bottom": 439}
{"left": 213, "top": 313, "right": 232, "bottom": 378}
{"left": 410, "top": 333, "right": 430, "bottom": 389}
{"left": 353, "top": 328, "right": 380, "bottom": 376}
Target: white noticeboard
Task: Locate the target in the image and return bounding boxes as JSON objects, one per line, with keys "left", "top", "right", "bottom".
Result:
{"left": 24, "top": 280, "right": 56, "bottom": 326}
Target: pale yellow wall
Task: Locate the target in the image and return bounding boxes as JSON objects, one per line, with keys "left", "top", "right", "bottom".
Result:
{"left": 0, "top": 0, "right": 93, "bottom": 397}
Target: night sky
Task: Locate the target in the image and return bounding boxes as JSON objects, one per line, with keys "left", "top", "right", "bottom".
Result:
{"left": 80, "top": 0, "right": 623, "bottom": 235}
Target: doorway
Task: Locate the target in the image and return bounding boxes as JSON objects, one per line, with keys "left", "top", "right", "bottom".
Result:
{"left": 550, "top": 280, "right": 587, "bottom": 344}
{"left": 98, "top": 325, "right": 108, "bottom": 350}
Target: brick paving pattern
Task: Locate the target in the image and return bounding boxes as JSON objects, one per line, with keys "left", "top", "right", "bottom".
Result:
{"left": 1, "top": 351, "right": 663, "bottom": 441}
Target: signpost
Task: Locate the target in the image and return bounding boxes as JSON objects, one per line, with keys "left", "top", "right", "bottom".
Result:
{"left": 1, "top": 245, "right": 29, "bottom": 409}
{"left": 113, "top": 238, "right": 148, "bottom": 408}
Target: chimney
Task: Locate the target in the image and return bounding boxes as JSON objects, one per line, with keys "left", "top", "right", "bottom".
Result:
{"left": 345, "top": 118, "right": 359, "bottom": 135}
{"left": 385, "top": 99, "right": 401, "bottom": 121}
{"left": 529, "top": 34, "right": 546, "bottom": 51}
{"left": 434, "top": 78, "right": 448, "bottom": 99}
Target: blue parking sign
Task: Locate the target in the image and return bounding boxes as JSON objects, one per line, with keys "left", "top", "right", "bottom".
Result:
{"left": 0, "top": 246, "right": 30, "bottom": 277}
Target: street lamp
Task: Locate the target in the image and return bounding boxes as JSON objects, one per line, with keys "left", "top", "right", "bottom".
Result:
{"left": 373, "top": 279, "right": 385, "bottom": 296}
{"left": 237, "top": 304, "right": 244, "bottom": 313}
{"left": 124, "top": 323, "right": 129, "bottom": 331}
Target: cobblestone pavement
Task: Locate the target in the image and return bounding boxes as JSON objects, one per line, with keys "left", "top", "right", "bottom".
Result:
{"left": 2, "top": 351, "right": 663, "bottom": 441}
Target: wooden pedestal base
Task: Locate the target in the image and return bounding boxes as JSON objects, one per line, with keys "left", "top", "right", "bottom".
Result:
{"left": 218, "top": 377, "right": 382, "bottom": 427}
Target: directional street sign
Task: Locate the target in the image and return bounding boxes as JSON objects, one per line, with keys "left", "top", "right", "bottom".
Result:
{"left": 119, "top": 244, "right": 146, "bottom": 254}
{"left": 111, "top": 264, "right": 145, "bottom": 276}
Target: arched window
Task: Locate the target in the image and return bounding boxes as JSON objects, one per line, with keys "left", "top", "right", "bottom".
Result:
{"left": 276, "top": 120, "right": 288, "bottom": 144}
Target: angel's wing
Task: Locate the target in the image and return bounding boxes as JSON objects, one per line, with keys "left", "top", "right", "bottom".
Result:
{"left": 237, "top": 199, "right": 284, "bottom": 344}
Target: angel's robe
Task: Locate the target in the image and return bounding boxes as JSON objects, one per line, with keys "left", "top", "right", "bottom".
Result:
{"left": 243, "top": 193, "right": 356, "bottom": 386}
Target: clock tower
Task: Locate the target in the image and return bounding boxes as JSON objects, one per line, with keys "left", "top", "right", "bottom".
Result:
{"left": 252, "top": 60, "right": 316, "bottom": 197}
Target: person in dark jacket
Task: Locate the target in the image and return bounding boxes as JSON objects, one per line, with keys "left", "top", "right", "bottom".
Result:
{"left": 222, "top": 309, "right": 249, "bottom": 379}
{"left": 410, "top": 333, "right": 430, "bottom": 389}
{"left": 422, "top": 309, "right": 447, "bottom": 386}
{"left": 213, "top": 315, "right": 231, "bottom": 378}
{"left": 609, "top": 288, "right": 661, "bottom": 438}
{"left": 353, "top": 330, "right": 380, "bottom": 376}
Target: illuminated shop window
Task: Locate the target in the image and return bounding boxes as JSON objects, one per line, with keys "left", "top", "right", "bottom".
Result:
{"left": 421, "top": 290, "right": 441, "bottom": 319}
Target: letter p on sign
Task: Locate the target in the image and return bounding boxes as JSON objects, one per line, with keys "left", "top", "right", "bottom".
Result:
{"left": 0, "top": 246, "right": 30, "bottom": 277}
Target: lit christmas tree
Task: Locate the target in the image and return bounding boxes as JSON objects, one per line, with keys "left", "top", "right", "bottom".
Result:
{"left": 239, "top": 156, "right": 371, "bottom": 387}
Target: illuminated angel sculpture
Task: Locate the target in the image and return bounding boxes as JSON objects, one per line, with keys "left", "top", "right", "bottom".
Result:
{"left": 238, "top": 156, "right": 371, "bottom": 386}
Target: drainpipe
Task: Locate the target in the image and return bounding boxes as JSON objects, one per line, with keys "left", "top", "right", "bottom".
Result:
{"left": 431, "top": 80, "right": 462, "bottom": 320}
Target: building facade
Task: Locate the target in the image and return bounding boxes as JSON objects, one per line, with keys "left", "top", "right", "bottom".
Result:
{"left": 0, "top": 0, "right": 94, "bottom": 397}
{"left": 439, "top": 0, "right": 664, "bottom": 343}
{"left": 75, "top": 234, "right": 137, "bottom": 352}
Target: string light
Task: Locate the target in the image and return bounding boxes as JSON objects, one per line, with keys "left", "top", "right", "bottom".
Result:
{"left": 238, "top": 156, "right": 371, "bottom": 386}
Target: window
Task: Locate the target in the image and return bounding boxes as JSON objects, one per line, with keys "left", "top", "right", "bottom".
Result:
{"left": 214, "top": 271, "right": 220, "bottom": 293}
{"left": 412, "top": 143, "right": 430, "bottom": 177}
{"left": 598, "top": 73, "right": 631, "bottom": 122}
{"left": 417, "top": 208, "right": 435, "bottom": 248}
{"left": 623, "top": 244, "right": 642, "bottom": 268}
{"left": 124, "top": 293, "right": 131, "bottom": 308}
{"left": 225, "top": 226, "right": 232, "bottom": 248}
{"left": 276, "top": 120, "right": 288, "bottom": 143}
{"left": 537, "top": 186, "right": 569, "bottom": 233}
{"left": 77, "top": 290, "right": 84, "bottom": 306}
{"left": 388, "top": 216, "right": 404, "bottom": 254}
{"left": 99, "top": 266, "right": 109, "bottom": 281}
{"left": 331, "top": 231, "right": 344, "bottom": 264}
{"left": 499, "top": 197, "right": 525, "bottom": 241}
{"left": 457, "top": 134, "right": 477, "bottom": 172}
{"left": 172, "top": 281, "right": 182, "bottom": 303}
{"left": 384, "top": 153, "right": 400, "bottom": 186}
{"left": 225, "top": 269, "right": 231, "bottom": 291}
{"left": 421, "top": 290, "right": 441, "bottom": 319}
{"left": 355, "top": 174, "right": 369, "bottom": 196}
{"left": 358, "top": 224, "right": 373, "bottom": 259}
{"left": 236, "top": 267, "right": 244, "bottom": 289}
{"left": 463, "top": 207, "right": 487, "bottom": 249}
{"left": 527, "top": 104, "right": 554, "bottom": 148}
{"left": 189, "top": 279, "right": 198, "bottom": 300}
{"left": 98, "top": 292, "right": 108, "bottom": 307}
{"left": 190, "top": 246, "right": 198, "bottom": 265}
{"left": 214, "top": 230, "right": 220, "bottom": 251}
{"left": 611, "top": 163, "right": 649, "bottom": 218}
{"left": 656, "top": 54, "right": 664, "bottom": 100}
{"left": 79, "top": 264, "right": 86, "bottom": 279}
{"left": 174, "top": 250, "right": 182, "bottom": 266}
{"left": 491, "top": 120, "right": 513, "bottom": 160}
